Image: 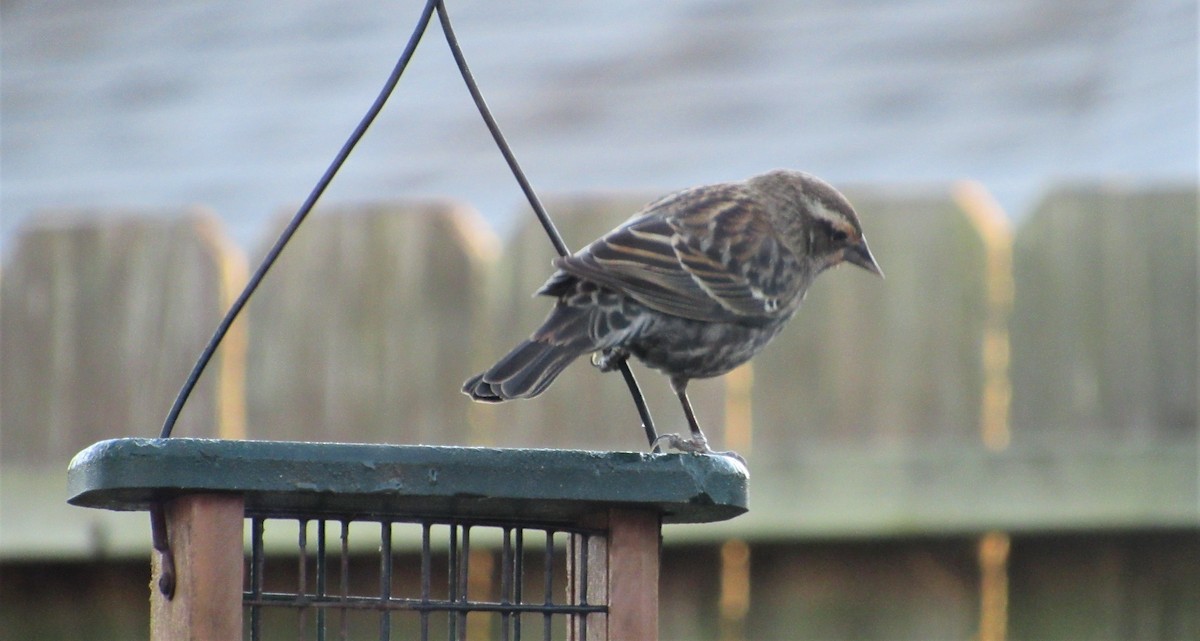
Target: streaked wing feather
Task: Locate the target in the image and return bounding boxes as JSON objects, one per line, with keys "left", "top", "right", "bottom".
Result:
{"left": 554, "top": 215, "right": 728, "bottom": 320}
{"left": 554, "top": 190, "right": 802, "bottom": 322}
{"left": 671, "top": 220, "right": 802, "bottom": 317}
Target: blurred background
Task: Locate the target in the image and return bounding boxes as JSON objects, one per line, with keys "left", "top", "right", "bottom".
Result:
{"left": 1, "top": 1, "right": 1197, "bottom": 640}
{"left": 3, "top": 0, "right": 1196, "bottom": 248}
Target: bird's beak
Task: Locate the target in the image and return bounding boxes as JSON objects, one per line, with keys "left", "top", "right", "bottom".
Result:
{"left": 845, "top": 237, "right": 884, "bottom": 278}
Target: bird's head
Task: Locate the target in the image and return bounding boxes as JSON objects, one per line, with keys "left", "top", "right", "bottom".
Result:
{"left": 752, "top": 169, "right": 884, "bottom": 279}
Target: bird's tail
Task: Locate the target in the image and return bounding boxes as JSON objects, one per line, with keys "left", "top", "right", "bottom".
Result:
{"left": 462, "top": 304, "right": 595, "bottom": 402}
{"left": 462, "top": 339, "right": 588, "bottom": 401}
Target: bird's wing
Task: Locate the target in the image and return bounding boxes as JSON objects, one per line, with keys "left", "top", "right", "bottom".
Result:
{"left": 551, "top": 190, "right": 805, "bottom": 323}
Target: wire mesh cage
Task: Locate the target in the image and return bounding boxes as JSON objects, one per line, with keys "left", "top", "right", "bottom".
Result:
{"left": 244, "top": 514, "right": 606, "bottom": 641}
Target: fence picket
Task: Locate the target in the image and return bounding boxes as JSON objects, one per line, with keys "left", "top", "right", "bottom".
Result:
{"left": 243, "top": 202, "right": 499, "bottom": 445}
{"left": 0, "top": 211, "right": 244, "bottom": 463}
{"left": 1009, "top": 185, "right": 1199, "bottom": 443}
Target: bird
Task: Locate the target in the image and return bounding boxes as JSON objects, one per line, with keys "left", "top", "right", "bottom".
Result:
{"left": 462, "top": 169, "right": 882, "bottom": 456}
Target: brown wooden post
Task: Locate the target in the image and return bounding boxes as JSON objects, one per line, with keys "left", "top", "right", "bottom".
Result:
{"left": 607, "top": 509, "right": 660, "bottom": 641}
{"left": 571, "top": 508, "right": 661, "bottom": 641}
{"left": 150, "top": 494, "right": 245, "bottom": 641}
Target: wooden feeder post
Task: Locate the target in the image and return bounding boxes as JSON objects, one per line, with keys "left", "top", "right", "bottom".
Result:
{"left": 68, "top": 438, "right": 749, "bottom": 641}
{"left": 149, "top": 494, "right": 246, "bottom": 640}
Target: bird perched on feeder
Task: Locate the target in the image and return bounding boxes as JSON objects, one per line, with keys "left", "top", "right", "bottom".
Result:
{"left": 463, "top": 169, "right": 883, "bottom": 456}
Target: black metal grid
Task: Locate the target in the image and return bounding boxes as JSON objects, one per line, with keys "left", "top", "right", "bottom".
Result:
{"left": 244, "top": 512, "right": 606, "bottom": 641}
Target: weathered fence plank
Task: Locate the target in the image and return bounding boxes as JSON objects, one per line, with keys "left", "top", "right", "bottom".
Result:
{"left": 749, "top": 185, "right": 1001, "bottom": 462}
{"left": 0, "top": 211, "right": 245, "bottom": 464}
{"left": 658, "top": 545, "right": 721, "bottom": 641}
{"left": 1008, "top": 532, "right": 1200, "bottom": 641}
{"left": 243, "top": 202, "right": 499, "bottom": 445}
{"left": 746, "top": 541, "right": 978, "bottom": 641}
{"left": 1009, "top": 184, "right": 1199, "bottom": 444}
{"left": 469, "top": 195, "right": 727, "bottom": 451}
{"left": 1006, "top": 184, "right": 1199, "bottom": 641}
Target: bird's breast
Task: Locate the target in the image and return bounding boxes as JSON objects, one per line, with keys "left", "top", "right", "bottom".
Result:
{"left": 626, "top": 310, "right": 792, "bottom": 380}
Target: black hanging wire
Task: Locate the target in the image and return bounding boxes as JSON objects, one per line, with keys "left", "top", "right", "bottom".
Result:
{"left": 434, "top": 1, "right": 660, "bottom": 449}
{"left": 151, "top": 0, "right": 439, "bottom": 598}
{"left": 157, "top": 0, "right": 439, "bottom": 441}
{"left": 150, "top": 0, "right": 661, "bottom": 598}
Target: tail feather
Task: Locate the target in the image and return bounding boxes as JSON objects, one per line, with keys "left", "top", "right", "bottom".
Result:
{"left": 463, "top": 304, "right": 596, "bottom": 402}
{"left": 462, "top": 340, "right": 587, "bottom": 401}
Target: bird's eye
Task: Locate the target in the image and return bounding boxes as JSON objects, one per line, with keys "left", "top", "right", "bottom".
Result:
{"left": 817, "top": 218, "right": 851, "bottom": 243}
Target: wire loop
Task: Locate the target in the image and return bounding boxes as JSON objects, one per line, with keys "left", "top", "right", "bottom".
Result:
{"left": 159, "top": 0, "right": 658, "bottom": 447}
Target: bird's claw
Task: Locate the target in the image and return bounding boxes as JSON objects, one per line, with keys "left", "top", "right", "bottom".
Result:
{"left": 653, "top": 432, "right": 710, "bottom": 453}
{"left": 651, "top": 433, "right": 748, "bottom": 466}
{"left": 591, "top": 347, "right": 629, "bottom": 372}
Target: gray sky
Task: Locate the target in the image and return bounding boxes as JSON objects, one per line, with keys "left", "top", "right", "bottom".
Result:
{"left": 2, "top": 0, "right": 1196, "bottom": 254}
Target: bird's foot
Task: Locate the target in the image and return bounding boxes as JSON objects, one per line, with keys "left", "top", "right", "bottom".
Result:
{"left": 652, "top": 433, "right": 747, "bottom": 466}
{"left": 591, "top": 347, "right": 629, "bottom": 372}
{"left": 653, "top": 431, "right": 709, "bottom": 453}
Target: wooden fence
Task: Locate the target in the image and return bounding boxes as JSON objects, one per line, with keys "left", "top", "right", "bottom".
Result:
{"left": 1, "top": 181, "right": 1196, "bottom": 640}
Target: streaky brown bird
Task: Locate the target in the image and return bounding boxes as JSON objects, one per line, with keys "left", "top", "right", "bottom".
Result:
{"left": 463, "top": 169, "right": 883, "bottom": 455}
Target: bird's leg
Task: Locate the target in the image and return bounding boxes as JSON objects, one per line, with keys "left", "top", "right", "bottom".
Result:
{"left": 653, "top": 377, "right": 711, "bottom": 453}
{"left": 676, "top": 378, "right": 708, "bottom": 445}
{"left": 653, "top": 377, "right": 747, "bottom": 465}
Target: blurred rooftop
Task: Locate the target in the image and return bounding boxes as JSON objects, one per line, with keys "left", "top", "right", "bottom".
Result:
{"left": 2, "top": 0, "right": 1197, "bottom": 254}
